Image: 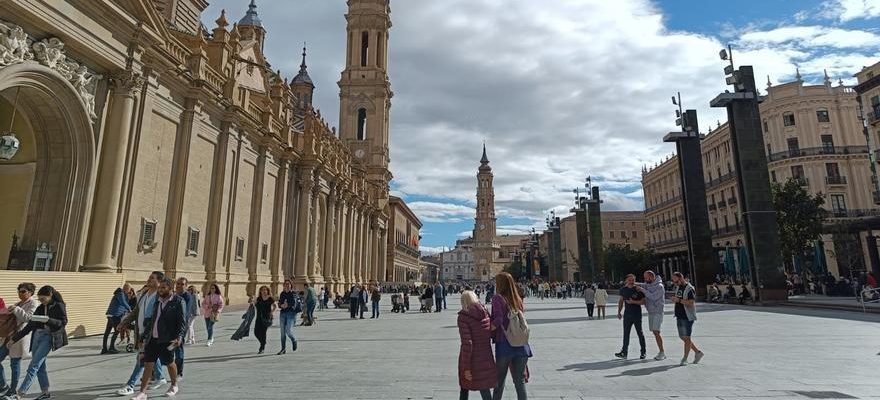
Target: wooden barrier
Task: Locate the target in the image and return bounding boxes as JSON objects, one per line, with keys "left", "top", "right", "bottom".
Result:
{"left": 0, "top": 271, "right": 124, "bottom": 338}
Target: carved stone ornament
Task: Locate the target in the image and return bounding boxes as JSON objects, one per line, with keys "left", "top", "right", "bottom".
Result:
{"left": 0, "top": 21, "right": 103, "bottom": 119}
{"left": 109, "top": 70, "right": 144, "bottom": 97}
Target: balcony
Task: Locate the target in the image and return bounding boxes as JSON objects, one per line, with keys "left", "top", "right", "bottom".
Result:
{"left": 718, "top": 200, "right": 728, "bottom": 209}
{"left": 706, "top": 171, "right": 737, "bottom": 189}
{"left": 874, "top": 190, "right": 880, "bottom": 205}
{"left": 645, "top": 195, "right": 682, "bottom": 213}
{"left": 830, "top": 209, "right": 880, "bottom": 219}
{"left": 728, "top": 197, "right": 738, "bottom": 205}
{"left": 711, "top": 225, "right": 743, "bottom": 237}
{"left": 794, "top": 177, "right": 810, "bottom": 187}
{"left": 708, "top": 204, "right": 717, "bottom": 211}
{"left": 868, "top": 105, "right": 880, "bottom": 126}
{"left": 767, "top": 146, "right": 869, "bottom": 162}
{"left": 825, "top": 175, "right": 848, "bottom": 185}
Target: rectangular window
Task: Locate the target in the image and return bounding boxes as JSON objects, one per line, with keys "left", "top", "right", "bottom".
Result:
{"left": 831, "top": 194, "right": 847, "bottom": 216}
{"left": 235, "top": 237, "right": 245, "bottom": 261}
{"left": 771, "top": 170, "right": 777, "bottom": 183}
{"left": 631, "top": 231, "right": 638, "bottom": 239}
{"left": 767, "top": 143, "right": 772, "bottom": 156}
{"left": 261, "top": 243, "right": 269, "bottom": 263}
{"left": 609, "top": 231, "right": 615, "bottom": 239}
{"left": 763, "top": 120, "right": 769, "bottom": 133}
{"left": 816, "top": 108, "right": 830, "bottom": 123}
{"left": 186, "top": 227, "right": 200, "bottom": 256}
{"left": 825, "top": 162, "right": 840, "bottom": 177}
{"left": 141, "top": 218, "right": 158, "bottom": 248}
{"left": 787, "top": 137, "right": 800, "bottom": 156}
{"left": 821, "top": 135, "right": 834, "bottom": 153}
{"left": 783, "top": 112, "right": 796, "bottom": 127}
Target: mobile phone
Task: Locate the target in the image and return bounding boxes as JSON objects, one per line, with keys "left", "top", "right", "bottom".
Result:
{"left": 167, "top": 344, "right": 176, "bottom": 351}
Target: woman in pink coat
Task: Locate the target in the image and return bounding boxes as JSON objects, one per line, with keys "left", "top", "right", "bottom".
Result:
{"left": 201, "top": 283, "right": 224, "bottom": 347}
{"left": 458, "top": 290, "right": 495, "bottom": 400}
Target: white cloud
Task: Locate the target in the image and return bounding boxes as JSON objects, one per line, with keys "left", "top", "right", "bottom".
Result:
{"left": 823, "top": 0, "right": 880, "bottom": 22}
{"left": 739, "top": 26, "right": 880, "bottom": 48}
{"left": 419, "top": 246, "right": 446, "bottom": 255}
{"left": 407, "top": 201, "right": 475, "bottom": 223}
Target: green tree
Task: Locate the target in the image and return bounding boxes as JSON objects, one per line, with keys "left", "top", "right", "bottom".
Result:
{"left": 772, "top": 178, "right": 827, "bottom": 272}
{"left": 603, "top": 244, "right": 658, "bottom": 282}
{"left": 503, "top": 259, "right": 526, "bottom": 280}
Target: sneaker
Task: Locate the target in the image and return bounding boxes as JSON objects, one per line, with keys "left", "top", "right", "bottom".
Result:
{"left": 130, "top": 392, "right": 147, "bottom": 400}
{"left": 2, "top": 388, "right": 13, "bottom": 397}
{"left": 654, "top": 352, "right": 666, "bottom": 361}
{"left": 34, "top": 394, "right": 51, "bottom": 400}
{"left": 107, "top": 348, "right": 120, "bottom": 354}
{"left": 4, "top": 394, "right": 20, "bottom": 400}
{"left": 292, "top": 340, "right": 298, "bottom": 352}
{"left": 148, "top": 379, "right": 167, "bottom": 390}
{"left": 640, "top": 352, "right": 646, "bottom": 360}
{"left": 693, "top": 351, "right": 704, "bottom": 364}
{"left": 165, "top": 385, "right": 179, "bottom": 397}
{"left": 680, "top": 357, "right": 688, "bottom": 366}
{"left": 206, "top": 339, "right": 213, "bottom": 347}
{"left": 614, "top": 351, "right": 627, "bottom": 359}
{"left": 277, "top": 349, "right": 286, "bottom": 355}
{"left": 116, "top": 385, "right": 135, "bottom": 396}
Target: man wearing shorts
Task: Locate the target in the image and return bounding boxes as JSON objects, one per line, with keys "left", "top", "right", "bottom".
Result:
{"left": 636, "top": 270, "right": 666, "bottom": 360}
{"left": 671, "top": 272, "right": 704, "bottom": 366}
{"left": 132, "top": 277, "right": 186, "bottom": 399}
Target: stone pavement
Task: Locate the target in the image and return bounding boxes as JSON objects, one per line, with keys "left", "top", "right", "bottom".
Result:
{"left": 11, "top": 295, "right": 880, "bottom": 400}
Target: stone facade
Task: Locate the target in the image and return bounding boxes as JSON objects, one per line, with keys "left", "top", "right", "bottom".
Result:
{"left": 473, "top": 145, "right": 500, "bottom": 280}
{"left": 440, "top": 238, "right": 476, "bottom": 282}
{"left": 0, "top": 0, "right": 393, "bottom": 303}
{"left": 387, "top": 196, "right": 422, "bottom": 282}
{"left": 642, "top": 75, "right": 877, "bottom": 280}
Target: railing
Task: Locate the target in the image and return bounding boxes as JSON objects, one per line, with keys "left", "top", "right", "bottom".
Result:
{"left": 767, "top": 146, "right": 869, "bottom": 162}
{"left": 711, "top": 225, "right": 743, "bottom": 237}
{"left": 830, "top": 209, "right": 880, "bottom": 219}
{"left": 645, "top": 195, "right": 682, "bottom": 213}
{"left": 706, "top": 171, "right": 736, "bottom": 189}
{"left": 650, "top": 237, "right": 687, "bottom": 247}
{"left": 718, "top": 200, "right": 727, "bottom": 209}
{"left": 728, "top": 197, "right": 738, "bottom": 205}
{"left": 708, "top": 204, "right": 717, "bottom": 211}
{"left": 868, "top": 105, "right": 880, "bottom": 125}
{"left": 794, "top": 177, "right": 809, "bottom": 186}
{"left": 825, "top": 175, "right": 848, "bottom": 185}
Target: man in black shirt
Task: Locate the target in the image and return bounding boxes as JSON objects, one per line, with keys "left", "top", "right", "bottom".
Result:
{"left": 615, "top": 274, "right": 646, "bottom": 359}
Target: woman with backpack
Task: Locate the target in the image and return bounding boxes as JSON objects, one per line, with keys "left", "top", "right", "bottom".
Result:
{"left": 457, "top": 290, "right": 495, "bottom": 400}
{"left": 490, "top": 272, "right": 532, "bottom": 400}
{"left": 6, "top": 285, "right": 67, "bottom": 400}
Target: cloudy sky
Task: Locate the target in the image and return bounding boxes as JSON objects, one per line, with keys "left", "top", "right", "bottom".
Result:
{"left": 202, "top": 0, "right": 880, "bottom": 252}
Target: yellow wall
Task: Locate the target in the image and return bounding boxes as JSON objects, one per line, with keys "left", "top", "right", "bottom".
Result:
{"left": 0, "top": 96, "right": 37, "bottom": 264}
{"left": 0, "top": 271, "right": 124, "bottom": 337}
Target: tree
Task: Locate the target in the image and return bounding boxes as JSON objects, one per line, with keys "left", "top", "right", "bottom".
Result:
{"left": 603, "top": 244, "right": 658, "bottom": 282}
{"left": 772, "top": 178, "right": 827, "bottom": 273}
{"left": 503, "top": 259, "right": 527, "bottom": 281}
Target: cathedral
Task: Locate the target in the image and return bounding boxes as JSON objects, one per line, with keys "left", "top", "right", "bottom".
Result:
{"left": 0, "top": 0, "right": 394, "bottom": 304}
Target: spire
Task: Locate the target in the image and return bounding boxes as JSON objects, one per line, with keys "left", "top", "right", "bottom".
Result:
{"left": 215, "top": 9, "right": 229, "bottom": 29}
{"left": 824, "top": 69, "right": 832, "bottom": 86}
{"left": 795, "top": 67, "right": 802, "bottom": 82}
{"left": 292, "top": 43, "right": 314, "bottom": 86}
{"left": 480, "top": 142, "right": 489, "bottom": 164}
{"left": 239, "top": 0, "right": 262, "bottom": 28}
{"left": 766, "top": 75, "right": 772, "bottom": 89}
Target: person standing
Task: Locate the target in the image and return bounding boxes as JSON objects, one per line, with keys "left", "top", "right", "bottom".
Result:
{"left": 116, "top": 272, "right": 168, "bottom": 396}
{"left": 348, "top": 285, "right": 360, "bottom": 319}
{"left": 130, "top": 277, "right": 186, "bottom": 399}
{"left": 184, "top": 286, "right": 199, "bottom": 345}
{"left": 304, "top": 283, "right": 317, "bottom": 326}
{"left": 6, "top": 286, "right": 68, "bottom": 400}
{"left": 358, "top": 284, "right": 368, "bottom": 319}
{"left": 583, "top": 285, "right": 596, "bottom": 320}
{"left": 615, "top": 274, "right": 646, "bottom": 360}
{"left": 172, "top": 277, "right": 193, "bottom": 381}
{"left": 277, "top": 280, "right": 300, "bottom": 355}
{"left": 441, "top": 282, "right": 448, "bottom": 310}
{"left": 317, "top": 287, "right": 326, "bottom": 311}
{"left": 671, "top": 272, "right": 704, "bottom": 366}
{"left": 594, "top": 285, "right": 608, "bottom": 320}
{"left": 490, "top": 272, "right": 532, "bottom": 400}
{"left": 636, "top": 271, "right": 666, "bottom": 361}
{"left": 201, "top": 284, "right": 224, "bottom": 347}
{"left": 0, "top": 283, "right": 38, "bottom": 398}
{"left": 102, "top": 283, "right": 132, "bottom": 354}
{"left": 434, "top": 282, "right": 444, "bottom": 313}
{"left": 457, "top": 290, "right": 495, "bottom": 400}
{"left": 253, "top": 286, "right": 275, "bottom": 354}
{"left": 370, "top": 286, "right": 381, "bottom": 319}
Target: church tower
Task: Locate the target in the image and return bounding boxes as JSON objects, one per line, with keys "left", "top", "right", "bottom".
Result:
{"left": 338, "top": 0, "right": 392, "bottom": 184}
{"left": 473, "top": 144, "right": 498, "bottom": 280}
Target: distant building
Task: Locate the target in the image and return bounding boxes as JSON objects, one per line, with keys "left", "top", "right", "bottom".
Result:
{"left": 440, "top": 238, "right": 476, "bottom": 281}
{"left": 387, "top": 197, "right": 422, "bottom": 283}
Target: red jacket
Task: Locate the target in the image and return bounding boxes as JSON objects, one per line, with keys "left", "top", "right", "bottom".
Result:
{"left": 458, "top": 304, "right": 496, "bottom": 390}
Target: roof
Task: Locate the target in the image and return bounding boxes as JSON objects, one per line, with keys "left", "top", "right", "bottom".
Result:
{"left": 389, "top": 196, "right": 423, "bottom": 228}
{"left": 291, "top": 46, "right": 314, "bottom": 86}
{"left": 238, "top": 0, "right": 262, "bottom": 28}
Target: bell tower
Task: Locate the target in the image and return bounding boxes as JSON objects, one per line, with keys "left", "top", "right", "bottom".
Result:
{"left": 338, "top": 0, "right": 392, "bottom": 179}
{"left": 473, "top": 144, "right": 498, "bottom": 280}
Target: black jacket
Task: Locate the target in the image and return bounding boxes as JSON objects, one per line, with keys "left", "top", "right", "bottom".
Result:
{"left": 142, "top": 295, "right": 187, "bottom": 344}
{"left": 13, "top": 301, "right": 68, "bottom": 351}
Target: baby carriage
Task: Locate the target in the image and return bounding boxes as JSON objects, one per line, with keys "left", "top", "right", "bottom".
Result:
{"left": 118, "top": 319, "right": 136, "bottom": 352}
{"left": 391, "top": 293, "right": 401, "bottom": 313}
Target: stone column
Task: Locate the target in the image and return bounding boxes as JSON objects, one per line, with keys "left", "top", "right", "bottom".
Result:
{"left": 83, "top": 69, "right": 144, "bottom": 272}
{"left": 245, "top": 150, "right": 267, "bottom": 296}
{"left": 322, "top": 188, "right": 337, "bottom": 287}
{"left": 269, "top": 159, "right": 289, "bottom": 293}
{"left": 204, "top": 123, "right": 233, "bottom": 283}
{"left": 308, "top": 187, "right": 325, "bottom": 284}
{"left": 378, "top": 227, "right": 387, "bottom": 283}
{"left": 293, "top": 169, "right": 314, "bottom": 286}
{"left": 369, "top": 217, "right": 379, "bottom": 282}
{"left": 336, "top": 198, "right": 349, "bottom": 290}
{"left": 347, "top": 202, "right": 357, "bottom": 285}
{"left": 281, "top": 163, "right": 299, "bottom": 280}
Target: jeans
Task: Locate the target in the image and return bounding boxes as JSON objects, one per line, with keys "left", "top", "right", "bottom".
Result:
{"left": 279, "top": 312, "right": 296, "bottom": 350}
{"left": 174, "top": 345, "right": 185, "bottom": 377}
{"left": 461, "top": 388, "right": 492, "bottom": 400}
{"left": 204, "top": 318, "right": 215, "bottom": 341}
{"left": 126, "top": 350, "right": 165, "bottom": 387}
{"left": 349, "top": 298, "right": 358, "bottom": 318}
{"left": 17, "top": 330, "right": 51, "bottom": 394}
{"left": 493, "top": 355, "right": 528, "bottom": 400}
{"left": 435, "top": 298, "right": 443, "bottom": 312}
{"left": 0, "top": 344, "right": 21, "bottom": 390}
{"left": 586, "top": 303, "right": 594, "bottom": 318}
{"left": 103, "top": 316, "right": 122, "bottom": 351}
{"left": 371, "top": 300, "right": 380, "bottom": 318}
{"left": 306, "top": 302, "right": 316, "bottom": 323}
{"left": 621, "top": 316, "right": 646, "bottom": 355}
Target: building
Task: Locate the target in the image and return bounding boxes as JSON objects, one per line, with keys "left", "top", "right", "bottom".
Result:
{"left": 440, "top": 238, "right": 476, "bottom": 281}
{"left": 854, "top": 61, "right": 880, "bottom": 198}
{"left": 473, "top": 144, "right": 501, "bottom": 280}
{"left": 642, "top": 74, "right": 875, "bottom": 280}
{"left": 601, "top": 211, "right": 648, "bottom": 249}
{"left": 387, "top": 196, "right": 422, "bottom": 283}
{"left": 0, "top": 0, "right": 393, "bottom": 303}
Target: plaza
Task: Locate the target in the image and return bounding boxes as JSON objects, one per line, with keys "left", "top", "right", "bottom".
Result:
{"left": 25, "top": 295, "right": 880, "bottom": 400}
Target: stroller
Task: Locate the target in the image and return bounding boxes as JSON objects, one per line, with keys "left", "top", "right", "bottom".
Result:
{"left": 391, "top": 293, "right": 402, "bottom": 313}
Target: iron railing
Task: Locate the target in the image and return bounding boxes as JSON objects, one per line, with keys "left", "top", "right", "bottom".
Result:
{"left": 767, "top": 146, "right": 869, "bottom": 162}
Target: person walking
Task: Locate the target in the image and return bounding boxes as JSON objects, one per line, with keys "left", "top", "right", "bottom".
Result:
{"left": 102, "top": 283, "right": 132, "bottom": 354}
{"left": 172, "top": 277, "right": 193, "bottom": 381}
{"left": 615, "top": 274, "right": 646, "bottom": 360}
{"left": 358, "top": 284, "right": 368, "bottom": 319}
{"left": 253, "top": 286, "right": 275, "bottom": 354}
{"left": 304, "top": 283, "right": 317, "bottom": 326}
{"left": 490, "top": 272, "right": 532, "bottom": 400}
{"left": 277, "top": 280, "right": 300, "bottom": 355}
{"left": 318, "top": 287, "right": 326, "bottom": 311}
{"left": 0, "top": 283, "right": 38, "bottom": 398}
{"left": 370, "top": 286, "right": 381, "bottom": 319}
{"left": 583, "top": 285, "right": 596, "bottom": 320}
{"left": 594, "top": 285, "right": 608, "bottom": 319}
{"left": 636, "top": 271, "right": 666, "bottom": 360}
{"left": 201, "top": 283, "right": 224, "bottom": 347}
{"left": 115, "top": 272, "right": 168, "bottom": 396}
{"left": 671, "top": 272, "right": 704, "bottom": 366}
{"left": 130, "top": 277, "right": 186, "bottom": 399}
{"left": 441, "top": 282, "right": 448, "bottom": 310}
{"left": 184, "top": 286, "right": 200, "bottom": 345}
{"left": 434, "top": 282, "right": 444, "bottom": 313}
{"left": 457, "top": 290, "right": 495, "bottom": 400}
{"left": 348, "top": 285, "right": 360, "bottom": 319}
{"left": 231, "top": 296, "right": 256, "bottom": 341}
{"left": 5, "top": 286, "right": 68, "bottom": 400}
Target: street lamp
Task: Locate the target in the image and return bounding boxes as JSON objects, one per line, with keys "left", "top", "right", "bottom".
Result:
{"left": 0, "top": 87, "right": 23, "bottom": 160}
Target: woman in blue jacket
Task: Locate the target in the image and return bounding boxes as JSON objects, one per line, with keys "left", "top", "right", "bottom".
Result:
{"left": 102, "top": 283, "right": 132, "bottom": 354}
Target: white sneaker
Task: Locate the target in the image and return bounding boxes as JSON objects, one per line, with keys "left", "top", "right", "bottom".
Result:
{"left": 148, "top": 379, "right": 167, "bottom": 390}
{"left": 654, "top": 352, "right": 666, "bottom": 361}
{"left": 115, "top": 385, "right": 135, "bottom": 396}
{"left": 206, "top": 339, "right": 213, "bottom": 347}
{"left": 130, "top": 392, "right": 147, "bottom": 400}
{"left": 165, "top": 385, "right": 179, "bottom": 397}
{"left": 693, "top": 351, "right": 704, "bottom": 364}
{"left": 680, "top": 357, "right": 688, "bottom": 366}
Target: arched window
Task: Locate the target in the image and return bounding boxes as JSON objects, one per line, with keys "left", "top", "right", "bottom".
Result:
{"left": 357, "top": 108, "right": 367, "bottom": 140}
{"left": 361, "top": 31, "right": 369, "bottom": 67}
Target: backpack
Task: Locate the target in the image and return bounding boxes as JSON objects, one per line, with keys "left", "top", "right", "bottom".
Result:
{"left": 289, "top": 294, "right": 303, "bottom": 314}
{"left": 502, "top": 299, "right": 530, "bottom": 347}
